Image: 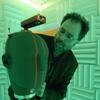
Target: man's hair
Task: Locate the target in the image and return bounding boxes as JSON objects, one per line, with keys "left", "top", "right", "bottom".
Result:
{"left": 60, "top": 12, "right": 89, "bottom": 41}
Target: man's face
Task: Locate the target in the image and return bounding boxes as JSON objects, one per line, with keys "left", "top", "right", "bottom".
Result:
{"left": 55, "top": 19, "right": 81, "bottom": 52}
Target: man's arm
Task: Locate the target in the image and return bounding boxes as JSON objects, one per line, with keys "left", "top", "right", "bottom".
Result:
{"left": 58, "top": 63, "right": 78, "bottom": 99}
{"left": 41, "top": 88, "right": 62, "bottom": 100}
{"left": 41, "top": 63, "right": 78, "bottom": 100}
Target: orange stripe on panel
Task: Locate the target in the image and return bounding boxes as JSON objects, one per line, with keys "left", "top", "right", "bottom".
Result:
{"left": 40, "top": 38, "right": 48, "bottom": 85}
{"left": 32, "top": 36, "right": 38, "bottom": 91}
{"left": 32, "top": 28, "right": 59, "bottom": 36}
{"left": 34, "top": 35, "right": 46, "bottom": 87}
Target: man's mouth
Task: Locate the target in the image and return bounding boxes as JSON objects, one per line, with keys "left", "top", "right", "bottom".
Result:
{"left": 56, "top": 41, "right": 64, "bottom": 50}
{"left": 58, "top": 43, "right": 63, "bottom": 48}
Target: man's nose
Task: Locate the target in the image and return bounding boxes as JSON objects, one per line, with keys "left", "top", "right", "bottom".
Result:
{"left": 60, "top": 34, "right": 66, "bottom": 42}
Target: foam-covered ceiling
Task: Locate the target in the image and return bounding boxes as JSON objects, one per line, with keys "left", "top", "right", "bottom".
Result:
{"left": 21, "top": 0, "right": 61, "bottom": 11}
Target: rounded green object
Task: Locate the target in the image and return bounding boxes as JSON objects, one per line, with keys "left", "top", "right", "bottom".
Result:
{"left": 5, "top": 30, "right": 48, "bottom": 95}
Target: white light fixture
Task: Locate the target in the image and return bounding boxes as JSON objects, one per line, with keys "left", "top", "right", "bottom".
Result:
{"left": 31, "top": 0, "right": 48, "bottom": 5}
{"left": 21, "top": 0, "right": 50, "bottom": 11}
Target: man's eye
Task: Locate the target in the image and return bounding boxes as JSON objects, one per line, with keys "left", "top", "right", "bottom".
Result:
{"left": 67, "top": 34, "right": 73, "bottom": 39}
{"left": 60, "top": 28, "right": 65, "bottom": 33}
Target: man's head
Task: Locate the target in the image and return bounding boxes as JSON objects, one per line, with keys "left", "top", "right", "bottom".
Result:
{"left": 55, "top": 12, "right": 89, "bottom": 53}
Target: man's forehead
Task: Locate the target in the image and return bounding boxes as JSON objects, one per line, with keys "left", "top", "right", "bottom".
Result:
{"left": 62, "top": 19, "right": 81, "bottom": 26}
{"left": 61, "top": 19, "right": 81, "bottom": 35}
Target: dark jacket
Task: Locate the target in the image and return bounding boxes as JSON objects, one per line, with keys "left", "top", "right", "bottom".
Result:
{"left": 38, "top": 34, "right": 78, "bottom": 100}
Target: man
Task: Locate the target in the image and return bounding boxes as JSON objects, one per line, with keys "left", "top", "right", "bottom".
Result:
{"left": 38, "top": 12, "right": 89, "bottom": 100}
{"left": 6, "top": 12, "right": 89, "bottom": 100}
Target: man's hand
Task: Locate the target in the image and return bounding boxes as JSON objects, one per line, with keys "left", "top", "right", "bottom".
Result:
{"left": 36, "top": 82, "right": 46, "bottom": 97}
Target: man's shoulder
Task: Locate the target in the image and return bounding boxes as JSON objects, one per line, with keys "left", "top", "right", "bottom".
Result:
{"left": 65, "top": 50, "right": 78, "bottom": 66}
{"left": 37, "top": 34, "right": 54, "bottom": 44}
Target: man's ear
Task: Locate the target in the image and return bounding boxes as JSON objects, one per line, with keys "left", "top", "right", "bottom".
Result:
{"left": 2, "top": 54, "right": 11, "bottom": 68}
{"left": 76, "top": 40, "right": 79, "bottom": 44}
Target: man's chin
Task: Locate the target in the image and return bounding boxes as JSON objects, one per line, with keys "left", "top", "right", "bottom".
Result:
{"left": 64, "top": 47, "right": 71, "bottom": 51}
